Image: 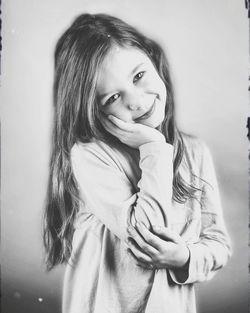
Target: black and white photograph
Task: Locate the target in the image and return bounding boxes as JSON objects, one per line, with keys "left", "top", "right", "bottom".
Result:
{"left": 1, "top": 1, "right": 249, "bottom": 313}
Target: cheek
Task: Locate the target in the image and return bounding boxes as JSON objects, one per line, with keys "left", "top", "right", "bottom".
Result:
{"left": 101, "top": 104, "right": 132, "bottom": 122}
{"left": 157, "top": 76, "right": 167, "bottom": 98}
{"left": 146, "top": 72, "right": 166, "bottom": 96}
{"left": 156, "top": 78, "right": 167, "bottom": 106}
{"left": 113, "top": 110, "right": 133, "bottom": 122}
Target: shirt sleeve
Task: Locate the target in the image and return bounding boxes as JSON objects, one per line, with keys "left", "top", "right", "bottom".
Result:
{"left": 169, "top": 142, "right": 232, "bottom": 284}
{"left": 71, "top": 141, "right": 173, "bottom": 241}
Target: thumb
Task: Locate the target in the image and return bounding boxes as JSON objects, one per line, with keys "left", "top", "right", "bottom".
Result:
{"left": 152, "top": 225, "right": 182, "bottom": 244}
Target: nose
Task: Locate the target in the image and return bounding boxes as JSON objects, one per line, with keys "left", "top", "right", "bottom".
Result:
{"left": 128, "top": 102, "right": 142, "bottom": 111}
{"left": 125, "top": 90, "right": 143, "bottom": 111}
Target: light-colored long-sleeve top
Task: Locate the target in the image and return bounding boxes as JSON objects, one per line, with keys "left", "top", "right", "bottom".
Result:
{"left": 63, "top": 135, "right": 231, "bottom": 313}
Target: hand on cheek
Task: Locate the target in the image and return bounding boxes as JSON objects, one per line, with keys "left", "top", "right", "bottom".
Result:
{"left": 101, "top": 114, "right": 166, "bottom": 149}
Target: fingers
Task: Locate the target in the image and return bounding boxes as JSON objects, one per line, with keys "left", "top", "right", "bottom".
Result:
{"left": 127, "top": 225, "right": 158, "bottom": 257}
{"left": 135, "top": 222, "right": 164, "bottom": 251}
{"left": 126, "top": 238, "right": 153, "bottom": 264}
{"left": 103, "top": 114, "right": 146, "bottom": 134}
{"left": 108, "top": 115, "right": 134, "bottom": 132}
{"left": 101, "top": 116, "right": 123, "bottom": 137}
{"left": 152, "top": 225, "right": 183, "bottom": 244}
{"left": 101, "top": 114, "right": 136, "bottom": 142}
{"left": 127, "top": 249, "right": 155, "bottom": 270}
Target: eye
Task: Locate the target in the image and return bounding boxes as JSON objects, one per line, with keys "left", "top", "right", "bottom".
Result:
{"left": 105, "top": 93, "right": 120, "bottom": 105}
{"left": 133, "top": 71, "right": 145, "bottom": 83}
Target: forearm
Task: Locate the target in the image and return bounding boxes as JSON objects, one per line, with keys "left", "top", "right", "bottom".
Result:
{"left": 71, "top": 140, "right": 173, "bottom": 241}
{"left": 127, "top": 140, "right": 232, "bottom": 282}
{"left": 130, "top": 141, "right": 173, "bottom": 229}
{"left": 169, "top": 234, "right": 231, "bottom": 284}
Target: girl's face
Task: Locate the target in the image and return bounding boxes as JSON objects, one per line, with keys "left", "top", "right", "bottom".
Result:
{"left": 96, "top": 45, "right": 167, "bottom": 128}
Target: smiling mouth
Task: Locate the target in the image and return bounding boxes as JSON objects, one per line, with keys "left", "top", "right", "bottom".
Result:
{"left": 134, "top": 100, "right": 156, "bottom": 122}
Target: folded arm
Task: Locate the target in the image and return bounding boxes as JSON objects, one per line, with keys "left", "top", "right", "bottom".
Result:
{"left": 126, "top": 142, "right": 232, "bottom": 283}
{"left": 173, "top": 143, "right": 232, "bottom": 284}
{"left": 71, "top": 139, "right": 173, "bottom": 242}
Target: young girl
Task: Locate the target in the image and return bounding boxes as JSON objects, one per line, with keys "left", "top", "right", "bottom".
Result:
{"left": 44, "top": 13, "right": 231, "bottom": 313}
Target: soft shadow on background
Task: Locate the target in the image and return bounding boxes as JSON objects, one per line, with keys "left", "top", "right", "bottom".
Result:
{"left": 1, "top": 1, "right": 248, "bottom": 312}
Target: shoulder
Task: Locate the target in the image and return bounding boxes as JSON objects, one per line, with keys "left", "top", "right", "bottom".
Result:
{"left": 71, "top": 140, "right": 108, "bottom": 159}
{"left": 181, "top": 133, "right": 213, "bottom": 174}
{"left": 71, "top": 139, "right": 131, "bottom": 170}
{"left": 71, "top": 140, "right": 114, "bottom": 164}
{"left": 182, "top": 133, "right": 210, "bottom": 159}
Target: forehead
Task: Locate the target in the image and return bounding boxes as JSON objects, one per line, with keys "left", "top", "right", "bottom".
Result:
{"left": 101, "top": 45, "right": 149, "bottom": 69}
{"left": 96, "top": 45, "right": 151, "bottom": 93}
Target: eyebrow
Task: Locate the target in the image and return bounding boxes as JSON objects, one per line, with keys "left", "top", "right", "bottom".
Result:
{"left": 98, "top": 62, "right": 145, "bottom": 101}
{"left": 131, "top": 62, "right": 145, "bottom": 76}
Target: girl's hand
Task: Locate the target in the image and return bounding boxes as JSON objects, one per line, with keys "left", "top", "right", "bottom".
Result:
{"left": 101, "top": 114, "right": 165, "bottom": 149}
{"left": 126, "top": 223, "right": 190, "bottom": 270}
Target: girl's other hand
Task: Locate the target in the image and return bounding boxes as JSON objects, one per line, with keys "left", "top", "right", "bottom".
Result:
{"left": 101, "top": 114, "right": 165, "bottom": 149}
{"left": 126, "top": 223, "right": 190, "bottom": 270}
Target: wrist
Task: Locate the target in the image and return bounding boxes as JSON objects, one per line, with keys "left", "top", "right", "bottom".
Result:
{"left": 181, "top": 246, "right": 190, "bottom": 269}
{"left": 180, "top": 245, "right": 190, "bottom": 269}
{"left": 139, "top": 140, "right": 173, "bottom": 157}
{"left": 174, "top": 244, "right": 190, "bottom": 269}
{"left": 139, "top": 137, "right": 165, "bottom": 147}
{"left": 138, "top": 129, "right": 166, "bottom": 147}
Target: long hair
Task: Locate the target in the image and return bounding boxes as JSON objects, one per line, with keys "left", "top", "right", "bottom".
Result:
{"left": 43, "top": 13, "right": 198, "bottom": 270}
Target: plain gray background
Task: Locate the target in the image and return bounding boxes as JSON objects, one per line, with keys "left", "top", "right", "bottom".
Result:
{"left": 1, "top": 1, "right": 248, "bottom": 312}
